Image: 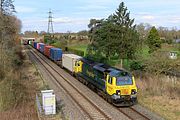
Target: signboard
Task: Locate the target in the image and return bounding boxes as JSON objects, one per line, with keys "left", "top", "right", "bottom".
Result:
{"left": 41, "top": 90, "right": 56, "bottom": 115}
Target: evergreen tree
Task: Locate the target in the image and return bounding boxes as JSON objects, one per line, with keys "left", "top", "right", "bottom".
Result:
{"left": 147, "top": 26, "right": 161, "bottom": 53}
{"left": 0, "top": 0, "right": 15, "bottom": 15}
{"left": 111, "top": 2, "right": 140, "bottom": 59}
{"left": 87, "top": 2, "right": 140, "bottom": 62}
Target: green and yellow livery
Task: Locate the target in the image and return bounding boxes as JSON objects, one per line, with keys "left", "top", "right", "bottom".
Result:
{"left": 74, "top": 58, "right": 137, "bottom": 106}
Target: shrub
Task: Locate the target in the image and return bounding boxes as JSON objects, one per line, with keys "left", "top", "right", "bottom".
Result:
{"left": 67, "top": 47, "right": 84, "bottom": 56}
{"left": 144, "top": 52, "right": 180, "bottom": 75}
{"left": 0, "top": 68, "right": 5, "bottom": 80}
{"left": 52, "top": 40, "right": 67, "bottom": 51}
{"left": 130, "top": 60, "right": 144, "bottom": 71}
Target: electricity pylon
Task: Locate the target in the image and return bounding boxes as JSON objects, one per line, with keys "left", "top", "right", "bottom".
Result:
{"left": 47, "top": 9, "right": 54, "bottom": 34}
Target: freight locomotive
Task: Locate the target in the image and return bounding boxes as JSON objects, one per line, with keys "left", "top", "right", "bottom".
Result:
{"left": 28, "top": 40, "right": 138, "bottom": 106}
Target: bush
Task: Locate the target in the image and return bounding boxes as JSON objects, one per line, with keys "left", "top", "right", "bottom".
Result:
{"left": 13, "top": 57, "right": 23, "bottom": 66}
{"left": 0, "top": 73, "right": 27, "bottom": 110}
{"left": 52, "top": 40, "right": 67, "bottom": 51}
{"left": 67, "top": 47, "right": 84, "bottom": 56}
{"left": 130, "top": 60, "right": 144, "bottom": 71}
{"left": 144, "top": 52, "right": 180, "bottom": 75}
{"left": 0, "top": 68, "right": 5, "bottom": 80}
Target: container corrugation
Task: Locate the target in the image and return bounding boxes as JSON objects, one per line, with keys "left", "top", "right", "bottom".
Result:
{"left": 37, "top": 43, "right": 44, "bottom": 50}
{"left": 44, "top": 46, "right": 54, "bottom": 57}
{"left": 39, "top": 43, "right": 45, "bottom": 53}
{"left": 50, "top": 48, "right": 62, "bottom": 61}
{"left": 33, "top": 42, "right": 38, "bottom": 49}
{"left": 62, "top": 54, "right": 82, "bottom": 72}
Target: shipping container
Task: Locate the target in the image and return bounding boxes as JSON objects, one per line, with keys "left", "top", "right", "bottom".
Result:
{"left": 62, "top": 54, "right": 82, "bottom": 72}
{"left": 33, "top": 42, "right": 38, "bottom": 49}
{"left": 39, "top": 43, "right": 45, "bottom": 53}
{"left": 44, "top": 45, "right": 54, "bottom": 57}
{"left": 50, "top": 48, "right": 63, "bottom": 61}
{"left": 31, "top": 41, "right": 34, "bottom": 46}
{"left": 28, "top": 40, "right": 32, "bottom": 45}
{"left": 37, "top": 43, "right": 44, "bottom": 50}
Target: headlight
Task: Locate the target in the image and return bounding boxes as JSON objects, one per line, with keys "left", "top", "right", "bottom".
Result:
{"left": 131, "top": 89, "right": 136, "bottom": 95}
{"left": 116, "top": 90, "right": 121, "bottom": 95}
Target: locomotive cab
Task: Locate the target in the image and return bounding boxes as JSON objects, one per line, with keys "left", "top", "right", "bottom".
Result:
{"left": 74, "top": 58, "right": 137, "bottom": 106}
{"left": 106, "top": 70, "right": 137, "bottom": 106}
{"left": 74, "top": 60, "right": 83, "bottom": 73}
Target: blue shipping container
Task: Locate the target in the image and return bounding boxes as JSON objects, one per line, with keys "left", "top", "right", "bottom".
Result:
{"left": 39, "top": 43, "right": 45, "bottom": 53}
{"left": 50, "top": 48, "right": 62, "bottom": 61}
{"left": 34, "top": 42, "right": 38, "bottom": 49}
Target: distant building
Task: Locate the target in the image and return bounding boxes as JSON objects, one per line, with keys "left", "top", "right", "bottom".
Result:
{"left": 169, "top": 51, "right": 177, "bottom": 59}
{"left": 174, "top": 39, "right": 180, "bottom": 43}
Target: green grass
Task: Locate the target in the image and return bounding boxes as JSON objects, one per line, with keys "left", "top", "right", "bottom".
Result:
{"left": 141, "top": 45, "right": 150, "bottom": 58}
{"left": 67, "top": 43, "right": 179, "bottom": 70}
{"left": 68, "top": 44, "right": 88, "bottom": 54}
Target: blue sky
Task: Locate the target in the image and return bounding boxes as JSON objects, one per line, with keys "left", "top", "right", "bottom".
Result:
{"left": 14, "top": 0, "right": 180, "bottom": 33}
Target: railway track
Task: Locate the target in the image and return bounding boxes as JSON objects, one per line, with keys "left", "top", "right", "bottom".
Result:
{"left": 117, "top": 107, "right": 151, "bottom": 120}
{"left": 28, "top": 46, "right": 111, "bottom": 120}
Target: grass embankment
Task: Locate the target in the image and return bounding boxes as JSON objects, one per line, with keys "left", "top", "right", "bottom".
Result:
{"left": 68, "top": 39, "right": 88, "bottom": 54}
{"left": 0, "top": 48, "right": 46, "bottom": 120}
{"left": 136, "top": 74, "right": 180, "bottom": 120}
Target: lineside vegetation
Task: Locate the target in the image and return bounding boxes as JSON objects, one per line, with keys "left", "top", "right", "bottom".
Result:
{"left": 0, "top": 0, "right": 25, "bottom": 111}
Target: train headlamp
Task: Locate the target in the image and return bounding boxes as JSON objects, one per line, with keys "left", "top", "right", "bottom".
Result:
{"left": 116, "top": 90, "right": 121, "bottom": 95}
{"left": 131, "top": 89, "right": 136, "bottom": 95}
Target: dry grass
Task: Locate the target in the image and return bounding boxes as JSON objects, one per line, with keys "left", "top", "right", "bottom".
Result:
{"left": 0, "top": 56, "right": 43, "bottom": 119}
{"left": 136, "top": 74, "right": 180, "bottom": 120}
{"left": 0, "top": 102, "right": 38, "bottom": 120}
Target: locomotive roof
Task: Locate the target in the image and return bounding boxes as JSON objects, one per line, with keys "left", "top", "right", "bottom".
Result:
{"left": 94, "top": 63, "right": 131, "bottom": 77}
{"left": 81, "top": 58, "right": 97, "bottom": 66}
{"left": 109, "top": 69, "right": 131, "bottom": 77}
{"left": 82, "top": 58, "right": 131, "bottom": 77}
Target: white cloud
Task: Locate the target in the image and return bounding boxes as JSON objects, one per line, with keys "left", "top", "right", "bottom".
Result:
{"left": 141, "top": 15, "right": 155, "bottom": 20}
{"left": 54, "top": 17, "right": 89, "bottom": 25}
{"left": 78, "top": 5, "right": 108, "bottom": 11}
{"left": 169, "top": 16, "right": 180, "bottom": 23}
{"left": 16, "top": 6, "right": 37, "bottom": 13}
{"left": 53, "top": 17, "right": 73, "bottom": 23}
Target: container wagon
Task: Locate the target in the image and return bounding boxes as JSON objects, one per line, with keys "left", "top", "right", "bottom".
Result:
{"left": 39, "top": 43, "right": 45, "bottom": 53}
{"left": 44, "top": 45, "right": 54, "bottom": 57}
{"left": 37, "top": 43, "right": 44, "bottom": 50}
{"left": 50, "top": 48, "right": 63, "bottom": 61}
{"left": 33, "top": 42, "right": 38, "bottom": 49}
{"left": 62, "top": 54, "right": 83, "bottom": 74}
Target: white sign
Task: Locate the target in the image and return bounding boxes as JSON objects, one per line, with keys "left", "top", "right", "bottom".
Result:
{"left": 41, "top": 90, "right": 56, "bottom": 115}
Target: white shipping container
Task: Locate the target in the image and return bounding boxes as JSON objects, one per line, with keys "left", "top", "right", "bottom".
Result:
{"left": 62, "top": 54, "right": 82, "bottom": 72}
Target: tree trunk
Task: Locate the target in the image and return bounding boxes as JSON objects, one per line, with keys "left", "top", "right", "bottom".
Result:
{"left": 120, "top": 59, "right": 123, "bottom": 68}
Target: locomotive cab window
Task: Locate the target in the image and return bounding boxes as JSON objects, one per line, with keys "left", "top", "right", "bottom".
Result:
{"left": 75, "top": 61, "right": 80, "bottom": 66}
{"left": 108, "top": 76, "right": 113, "bottom": 84}
{"left": 116, "top": 76, "right": 133, "bottom": 86}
